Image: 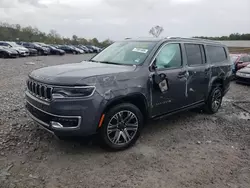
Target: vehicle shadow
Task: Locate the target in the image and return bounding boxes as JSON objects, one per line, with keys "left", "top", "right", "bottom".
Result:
{"left": 45, "top": 110, "right": 200, "bottom": 153}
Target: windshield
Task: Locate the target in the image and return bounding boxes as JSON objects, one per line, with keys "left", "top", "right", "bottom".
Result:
{"left": 91, "top": 41, "right": 156, "bottom": 65}
{"left": 8, "top": 42, "right": 21, "bottom": 47}
{"left": 33, "top": 43, "right": 41, "bottom": 47}
{"left": 50, "top": 46, "right": 57, "bottom": 50}
{"left": 230, "top": 55, "right": 239, "bottom": 63}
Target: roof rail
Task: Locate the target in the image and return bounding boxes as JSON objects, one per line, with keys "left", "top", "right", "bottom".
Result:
{"left": 165, "top": 36, "right": 221, "bottom": 43}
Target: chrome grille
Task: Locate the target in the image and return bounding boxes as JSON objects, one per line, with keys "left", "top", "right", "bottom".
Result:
{"left": 27, "top": 79, "right": 52, "bottom": 100}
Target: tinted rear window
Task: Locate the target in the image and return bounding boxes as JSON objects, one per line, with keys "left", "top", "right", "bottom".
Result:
{"left": 206, "top": 46, "right": 227, "bottom": 63}
{"left": 185, "top": 44, "right": 205, "bottom": 66}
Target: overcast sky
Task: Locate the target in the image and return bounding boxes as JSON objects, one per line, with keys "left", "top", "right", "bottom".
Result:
{"left": 0, "top": 0, "right": 249, "bottom": 41}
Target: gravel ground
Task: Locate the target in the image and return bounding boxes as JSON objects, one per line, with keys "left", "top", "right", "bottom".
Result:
{"left": 0, "top": 55, "right": 249, "bottom": 188}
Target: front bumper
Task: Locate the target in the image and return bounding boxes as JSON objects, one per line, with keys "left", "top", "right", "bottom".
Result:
{"left": 9, "top": 53, "right": 19, "bottom": 58}
{"left": 19, "top": 51, "right": 30, "bottom": 56}
{"left": 236, "top": 76, "right": 250, "bottom": 85}
{"left": 25, "top": 90, "right": 106, "bottom": 137}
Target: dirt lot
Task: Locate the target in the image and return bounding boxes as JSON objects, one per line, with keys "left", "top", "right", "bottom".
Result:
{"left": 0, "top": 55, "right": 250, "bottom": 188}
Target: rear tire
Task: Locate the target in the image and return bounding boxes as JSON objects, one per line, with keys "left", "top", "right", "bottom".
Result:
{"left": 204, "top": 86, "right": 223, "bottom": 114}
{"left": 38, "top": 51, "right": 42, "bottom": 56}
{"left": 99, "top": 103, "right": 143, "bottom": 151}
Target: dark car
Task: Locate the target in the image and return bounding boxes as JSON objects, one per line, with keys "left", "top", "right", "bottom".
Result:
{"left": 236, "top": 64, "right": 250, "bottom": 84}
{"left": 58, "top": 45, "right": 79, "bottom": 54}
{"left": 230, "top": 54, "right": 250, "bottom": 73}
{"left": 28, "top": 48, "right": 38, "bottom": 56}
{"left": 47, "top": 46, "right": 65, "bottom": 55}
{"left": 85, "top": 45, "right": 97, "bottom": 53}
{"left": 25, "top": 37, "right": 232, "bottom": 150}
{"left": 0, "top": 46, "right": 19, "bottom": 58}
{"left": 20, "top": 42, "right": 49, "bottom": 56}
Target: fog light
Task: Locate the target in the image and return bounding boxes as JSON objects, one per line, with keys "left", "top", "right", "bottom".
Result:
{"left": 50, "top": 121, "right": 63, "bottom": 128}
{"left": 51, "top": 117, "right": 79, "bottom": 128}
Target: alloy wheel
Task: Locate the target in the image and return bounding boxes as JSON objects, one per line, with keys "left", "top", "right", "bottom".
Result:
{"left": 107, "top": 110, "right": 138, "bottom": 146}
{"left": 211, "top": 89, "right": 222, "bottom": 111}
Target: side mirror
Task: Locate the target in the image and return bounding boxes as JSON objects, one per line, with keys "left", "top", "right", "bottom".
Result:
{"left": 152, "top": 63, "right": 158, "bottom": 71}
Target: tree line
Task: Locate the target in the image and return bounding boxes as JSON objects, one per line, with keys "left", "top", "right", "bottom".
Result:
{"left": 194, "top": 33, "right": 250, "bottom": 40}
{"left": 1, "top": 22, "right": 249, "bottom": 47}
{"left": 0, "top": 22, "right": 113, "bottom": 47}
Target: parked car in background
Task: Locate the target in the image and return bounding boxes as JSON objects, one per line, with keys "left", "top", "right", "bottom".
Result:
{"left": 19, "top": 42, "right": 49, "bottom": 56}
{"left": 83, "top": 45, "right": 94, "bottom": 53}
{"left": 69, "top": 46, "right": 84, "bottom": 54}
{"left": 85, "top": 45, "right": 98, "bottom": 53}
{"left": 28, "top": 48, "right": 38, "bottom": 56}
{"left": 236, "top": 64, "right": 250, "bottom": 84}
{"left": 34, "top": 42, "right": 51, "bottom": 53}
{"left": 25, "top": 37, "right": 232, "bottom": 150}
{"left": 0, "top": 46, "right": 19, "bottom": 58}
{"left": 47, "top": 46, "right": 65, "bottom": 55}
{"left": 92, "top": 46, "right": 102, "bottom": 53}
{"left": 0, "top": 41, "right": 29, "bottom": 57}
{"left": 230, "top": 54, "right": 250, "bottom": 72}
{"left": 57, "top": 45, "right": 80, "bottom": 54}
{"left": 77, "top": 45, "right": 90, "bottom": 53}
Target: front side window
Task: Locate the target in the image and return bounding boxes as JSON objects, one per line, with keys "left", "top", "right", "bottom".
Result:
{"left": 155, "top": 43, "right": 182, "bottom": 69}
{"left": 91, "top": 41, "right": 157, "bottom": 65}
{"left": 0, "top": 43, "right": 9, "bottom": 47}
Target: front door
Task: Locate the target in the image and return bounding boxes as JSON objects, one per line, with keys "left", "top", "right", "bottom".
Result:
{"left": 184, "top": 44, "right": 210, "bottom": 104}
{"left": 150, "top": 43, "right": 188, "bottom": 117}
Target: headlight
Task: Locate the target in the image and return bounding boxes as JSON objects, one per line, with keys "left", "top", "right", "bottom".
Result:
{"left": 52, "top": 86, "right": 95, "bottom": 98}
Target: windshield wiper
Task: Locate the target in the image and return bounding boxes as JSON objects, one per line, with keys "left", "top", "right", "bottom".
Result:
{"left": 89, "top": 59, "right": 99, "bottom": 62}
{"left": 99, "top": 61, "right": 121, "bottom": 65}
{"left": 98, "top": 61, "right": 133, "bottom": 66}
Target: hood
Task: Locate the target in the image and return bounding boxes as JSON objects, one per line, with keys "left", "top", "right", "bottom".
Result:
{"left": 1, "top": 48, "right": 18, "bottom": 53}
{"left": 12, "top": 46, "right": 29, "bottom": 52}
{"left": 29, "top": 61, "right": 136, "bottom": 86}
{"left": 29, "top": 48, "right": 37, "bottom": 52}
{"left": 238, "top": 66, "right": 250, "bottom": 74}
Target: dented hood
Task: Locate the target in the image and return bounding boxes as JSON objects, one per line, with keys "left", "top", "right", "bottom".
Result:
{"left": 29, "top": 61, "right": 136, "bottom": 86}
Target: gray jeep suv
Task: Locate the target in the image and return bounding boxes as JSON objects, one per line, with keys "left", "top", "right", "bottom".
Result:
{"left": 25, "top": 37, "right": 232, "bottom": 150}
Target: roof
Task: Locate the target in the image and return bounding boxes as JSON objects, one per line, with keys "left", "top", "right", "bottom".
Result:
{"left": 123, "top": 37, "right": 223, "bottom": 45}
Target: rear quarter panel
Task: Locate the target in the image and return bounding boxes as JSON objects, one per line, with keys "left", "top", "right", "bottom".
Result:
{"left": 206, "top": 46, "right": 232, "bottom": 96}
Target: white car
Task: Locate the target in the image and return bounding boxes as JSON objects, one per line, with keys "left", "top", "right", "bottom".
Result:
{"left": 236, "top": 64, "right": 250, "bottom": 84}
{"left": 0, "top": 41, "right": 30, "bottom": 57}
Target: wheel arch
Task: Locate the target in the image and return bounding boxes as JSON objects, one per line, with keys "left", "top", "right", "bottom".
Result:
{"left": 101, "top": 93, "right": 149, "bottom": 123}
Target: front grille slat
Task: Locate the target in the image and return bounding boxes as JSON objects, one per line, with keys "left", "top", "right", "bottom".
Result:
{"left": 44, "top": 86, "right": 48, "bottom": 99}
{"left": 27, "top": 79, "right": 52, "bottom": 100}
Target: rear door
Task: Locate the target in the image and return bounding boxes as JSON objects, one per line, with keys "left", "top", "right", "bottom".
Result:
{"left": 184, "top": 43, "right": 210, "bottom": 104}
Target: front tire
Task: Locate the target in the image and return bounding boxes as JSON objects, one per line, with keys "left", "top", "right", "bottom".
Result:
{"left": 0, "top": 52, "right": 8, "bottom": 58}
{"left": 99, "top": 103, "right": 143, "bottom": 151}
{"left": 204, "top": 86, "right": 223, "bottom": 114}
